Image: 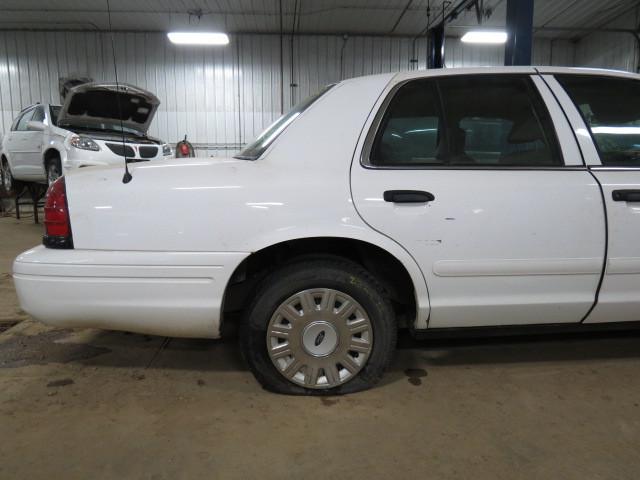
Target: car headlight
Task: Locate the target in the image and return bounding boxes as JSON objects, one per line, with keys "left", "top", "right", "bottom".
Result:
{"left": 162, "top": 144, "right": 172, "bottom": 156}
{"left": 70, "top": 135, "right": 100, "bottom": 151}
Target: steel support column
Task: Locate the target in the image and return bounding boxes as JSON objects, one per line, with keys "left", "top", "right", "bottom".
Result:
{"left": 428, "top": 23, "right": 445, "bottom": 68}
{"left": 504, "top": 0, "right": 534, "bottom": 66}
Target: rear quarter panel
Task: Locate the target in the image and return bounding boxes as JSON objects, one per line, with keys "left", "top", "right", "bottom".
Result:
{"left": 63, "top": 73, "right": 431, "bottom": 328}
{"left": 66, "top": 74, "right": 397, "bottom": 254}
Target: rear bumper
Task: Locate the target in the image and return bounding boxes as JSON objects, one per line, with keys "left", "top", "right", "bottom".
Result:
{"left": 13, "top": 246, "right": 249, "bottom": 338}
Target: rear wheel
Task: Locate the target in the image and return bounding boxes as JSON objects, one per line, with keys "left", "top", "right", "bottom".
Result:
{"left": 46, "top": 156, "right": 62, "bottom": 186}
{"left": 240, "top": 258, "right": 397, "bottom": 395}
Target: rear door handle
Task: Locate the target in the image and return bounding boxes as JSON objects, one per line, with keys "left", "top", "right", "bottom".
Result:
{"left": 612, "top": 190, "right": 640, "bottom": 202}
{"left": 383, "top": 190, "right": 435, "bottom": 204}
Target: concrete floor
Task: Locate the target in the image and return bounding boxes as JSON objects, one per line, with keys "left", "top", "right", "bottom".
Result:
{"left": 1, "top": 215, "right": 640, "bottom": 479}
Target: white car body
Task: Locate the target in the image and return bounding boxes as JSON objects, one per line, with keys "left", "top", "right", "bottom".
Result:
{"left": 12, "top": 66, "right": 640, "bottom": 341}
{"left": 1, "top": 83, "right": 171, "bottom": 185}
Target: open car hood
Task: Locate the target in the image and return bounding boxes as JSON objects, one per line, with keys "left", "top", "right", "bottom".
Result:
{"left": 56, "top": 83, "right": 160, "bottom": 135}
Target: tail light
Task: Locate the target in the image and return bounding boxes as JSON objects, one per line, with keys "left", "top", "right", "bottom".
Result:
{"left": 43, "top": 177, "right": 73, "bottom": 249}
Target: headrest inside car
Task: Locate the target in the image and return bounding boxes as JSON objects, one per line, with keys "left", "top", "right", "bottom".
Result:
{"left": 508, "top": 115, "right": 542, "bottom": 144}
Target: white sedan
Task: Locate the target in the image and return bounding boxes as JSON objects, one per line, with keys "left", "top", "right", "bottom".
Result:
{"left": 13, "top": 66, "right": 640, "bottom": 394}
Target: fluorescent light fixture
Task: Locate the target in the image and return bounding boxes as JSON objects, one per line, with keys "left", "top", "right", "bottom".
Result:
{"left": 461, "top": 31, "right": 508, "bottom": 44}
{"left": 167, "top": 32, "right": 229, "bottom": 45}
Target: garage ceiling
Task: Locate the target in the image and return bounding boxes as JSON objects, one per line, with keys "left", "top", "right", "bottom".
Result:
{"left": 0, "top": 0, "right": 637, "bottom": 39}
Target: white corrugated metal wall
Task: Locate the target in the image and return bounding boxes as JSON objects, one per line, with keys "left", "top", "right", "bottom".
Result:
{"left": 574, "top": 8, "right": 639, "bottom": 73}
{"left": 0, "top": 30, "right": 610, "bottom": 156}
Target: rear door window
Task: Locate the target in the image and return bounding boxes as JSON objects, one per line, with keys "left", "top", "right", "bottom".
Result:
{"left": 556, "top": 75, "right": 640, "bottom": 167}
{"left": 371, "top": 81, "right": 442, "bottom": 166}
{"left": 369, "top": 75, "right": 562, "bottom": 167}
{"left": 437, "top": 75, "right": 561, "bottom": 166}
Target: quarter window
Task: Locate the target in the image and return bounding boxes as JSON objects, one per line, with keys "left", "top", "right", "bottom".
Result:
{"left": 556, "top": 75, "right": 640, "bottom": 167}
{"left": 370, "top": 75, "right": 562, "bottom": 167}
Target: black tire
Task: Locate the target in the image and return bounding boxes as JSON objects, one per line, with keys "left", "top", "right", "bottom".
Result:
{"left": 45, "top": 156, "right": 62, "bottom": 186}
{"left": 1, "top": 157, "right": 21, "bottom": 195}
{"left": 240, "top": 257, "right": 397, "bottom": 395}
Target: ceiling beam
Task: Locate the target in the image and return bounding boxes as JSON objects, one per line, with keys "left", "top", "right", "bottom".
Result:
{"left": 389, "top": 0, "right": 414, "bottom": 34}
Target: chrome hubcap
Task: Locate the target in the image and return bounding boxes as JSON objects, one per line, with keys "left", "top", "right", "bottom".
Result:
{"left": 302, "top": 321, "right": 339, "bottom": 357}
{"left": 266, "top": 288, "right": 374, "bottom": 389}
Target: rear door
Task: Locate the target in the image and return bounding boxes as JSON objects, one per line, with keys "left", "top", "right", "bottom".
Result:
{"left": 351, "top": 72, "right": 605, "bottom": 329}
{"left": 547, "top": 72, "right": 640, "bottom": 323}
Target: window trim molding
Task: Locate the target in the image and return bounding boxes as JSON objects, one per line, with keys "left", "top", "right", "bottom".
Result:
{"left": 589, "top": 166, "right": 640, "bottom": 171}
{"left": 360, "top": 74, "right": 570, "bottom": 171}
{"left": 361, "top": 164, "right": 587, "bottom": 171}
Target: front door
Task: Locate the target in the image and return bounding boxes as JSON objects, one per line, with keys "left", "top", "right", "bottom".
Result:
{"left": 351, "top": 73, "right": 605, "bottom": 329}
{"left": 21, "top": 106, "right": 46, "bottom": 177}
{"left": 7, "top": 107, "right": 42, "bottom": 179}
{"left": 549, "top": 73, "right": 640, "bottom": 323}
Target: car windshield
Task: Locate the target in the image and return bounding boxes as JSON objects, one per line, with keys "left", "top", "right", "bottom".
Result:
{"left": 235, "top": 85, "right": 333, "bottom": 160}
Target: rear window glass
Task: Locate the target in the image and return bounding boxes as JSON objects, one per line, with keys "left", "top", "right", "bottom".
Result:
{"left": 371, "top": 81, "right": 442, "bottom": 166}
{"left": 557, "top": 75, "right": 640, "bottom": 167}
{"left": 437, "top": 75, "right": 561, "bottom": 166}
{"left": 235, "top": 85, "right": 333, "bottom": 160}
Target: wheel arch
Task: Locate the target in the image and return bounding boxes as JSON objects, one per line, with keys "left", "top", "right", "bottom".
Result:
{"left": 43, "top": 147, "right": 62, "bottom": 167}
{"left": 222, "top": 236, "right": 430, "bottom": 329}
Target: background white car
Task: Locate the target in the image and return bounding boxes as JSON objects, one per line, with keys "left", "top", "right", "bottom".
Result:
{"left": 0, "top": 83, "right": 172, "bottom": 193}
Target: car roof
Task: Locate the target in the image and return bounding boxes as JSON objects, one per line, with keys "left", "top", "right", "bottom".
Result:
{"left": 536, "top": 66, "right": 640, "bottom": 79}
{"left": 391, "top": 65, "right": 640, "bottom": 83}
{"left": 335, "top": 66, "right": 640, "bottom": 94}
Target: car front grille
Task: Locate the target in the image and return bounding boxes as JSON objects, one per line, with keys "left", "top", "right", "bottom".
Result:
{"left": 105, "top": 143, "right": 135, "bottom": 157}
{"left": 139, "top": 146, "right": 158, "bottom": 158}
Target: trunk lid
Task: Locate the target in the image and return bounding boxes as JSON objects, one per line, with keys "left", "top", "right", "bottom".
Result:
{"left": 63, "top": 157, "right": 261, "bottom": 251}
{"left": 56, "top": 83, "right": 160, "bottom": 135}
